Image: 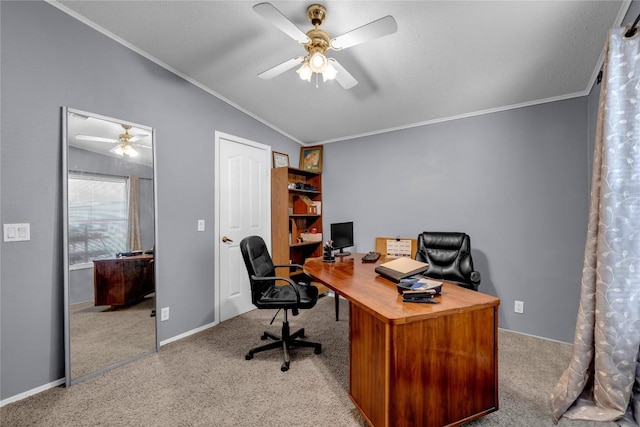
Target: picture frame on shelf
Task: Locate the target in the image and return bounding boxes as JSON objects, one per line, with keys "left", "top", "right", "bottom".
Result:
{"left": 272, "top": 151, "right": 289, "bottom": 168}
{"left": 299, "top": 145, "right": 323, "bottom": 172}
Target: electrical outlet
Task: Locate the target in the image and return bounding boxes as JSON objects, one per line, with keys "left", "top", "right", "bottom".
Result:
{"left": 160, "top": 307, "right": 170, "bottom": 321}
{"left": 514, "top": 300, "right": 524, "bottom": 314}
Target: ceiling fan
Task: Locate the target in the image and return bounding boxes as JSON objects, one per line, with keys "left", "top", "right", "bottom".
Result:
{"left": 254, "top": 3, "right": 397, "bottom": 89}
{"left": 76, "top": 125, "right": 149, "bottom": 158}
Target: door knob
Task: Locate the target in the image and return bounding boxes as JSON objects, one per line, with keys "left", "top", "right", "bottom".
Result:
{"left": 222, "top": 236, "right": 233, "bottom": 243}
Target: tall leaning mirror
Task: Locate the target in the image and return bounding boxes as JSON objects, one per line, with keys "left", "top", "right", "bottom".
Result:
{"left": 63, "top": 107, "right": 158, "bottom": 386}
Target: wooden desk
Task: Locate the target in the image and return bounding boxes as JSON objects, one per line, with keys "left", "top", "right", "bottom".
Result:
{"left": 304, "top": 255, "right": 500, "bottom": 427}
{"left": 93, "top": 255, "right": 154, "bottom": 308}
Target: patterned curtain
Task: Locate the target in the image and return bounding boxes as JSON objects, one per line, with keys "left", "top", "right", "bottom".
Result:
{"left": 549, "top": 25, "right": 640, "bottom": 426}
{"left": 127, "top": 175, "right": 142, "bottom": 252}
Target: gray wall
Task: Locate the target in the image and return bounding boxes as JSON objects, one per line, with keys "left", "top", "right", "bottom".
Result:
{"left": 323, "top": 98, "right": 589, "bottom": 342}
{"left": 1, "top": 0, "right": 635, "bottom": 403}
{"left": 0, "top": 1, "right": 300, "bottom": 400}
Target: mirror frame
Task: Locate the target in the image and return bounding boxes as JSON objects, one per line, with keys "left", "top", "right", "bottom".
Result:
{"left": 63, "top": 107, "right": 159, "bottom": 386}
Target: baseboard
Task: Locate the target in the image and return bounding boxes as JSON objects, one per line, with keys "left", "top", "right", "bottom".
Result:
{"left": 324, "top": 290, "right": 345, "bottom": 300}
{"left": 159, "top": 321, "right": 217, "bottom": 347}
{"left": 0, "top": 378, "right": 65, "bottom": 408}
{"left": 498, "top": 327, "right": 572, "bottom": 346}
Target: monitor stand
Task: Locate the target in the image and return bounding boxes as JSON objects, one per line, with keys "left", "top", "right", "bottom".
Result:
{"left": 334, "top": 248, "right": 351, "bottom": 257}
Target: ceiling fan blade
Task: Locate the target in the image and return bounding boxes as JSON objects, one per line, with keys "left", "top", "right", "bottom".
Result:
{"left": 330, "top": 15, "right": 397, "bottom": 50}
{"left": 75, "top": 135, "right": 117, "bottom": 143}
{"left": 258, "top": 56, "right": 304, "bottom": 80}
{"left": 128, "top": 134, "right": 149, "bottom": 143}
{"left": 329, "top": 59, "right": 358, "bottom": 90}
{"left": 253, "top": 3, "right": 310, "bottom": 44}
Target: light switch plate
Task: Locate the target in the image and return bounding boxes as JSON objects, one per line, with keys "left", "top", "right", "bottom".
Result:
{"left": 3, "top": 223, "right": 30, "bottom": 242}
{"left": 197, "top": 219, "right": 205, "bottom": 232}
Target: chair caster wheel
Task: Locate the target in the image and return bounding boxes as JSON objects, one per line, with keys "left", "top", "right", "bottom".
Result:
{"left": 314, "top": 347, "right": 322, "bottom": 355}
{"left": 281, "top": 363, "right": 289, "bottom": 372}
{"left": 260, "top": 333, "right": 269, "bottom": 340}
{"left": 245, "top": 353, "right": 253, "bottom": 360}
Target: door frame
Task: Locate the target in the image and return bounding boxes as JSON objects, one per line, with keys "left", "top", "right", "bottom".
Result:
{"left": 214, "top": 130, "right": 271, "bottom": 325}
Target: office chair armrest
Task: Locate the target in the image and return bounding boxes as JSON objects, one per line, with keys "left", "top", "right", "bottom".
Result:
{"left": 250, "top": 275, "right": 301, "bottom": 302}
{"left": 273, "top": 263, "right": 304, "bottom": 270}
{"left": 273, "top": 263, "right": 310, "bottom": 285}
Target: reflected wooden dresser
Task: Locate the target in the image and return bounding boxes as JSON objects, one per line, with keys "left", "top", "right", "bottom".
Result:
{"left": 93, "top": 254, "right": 154, "bottom": 308}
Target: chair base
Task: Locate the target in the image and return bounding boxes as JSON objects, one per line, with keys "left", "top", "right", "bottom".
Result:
{"left": 245, "top": 319, "right": 322, "bottom": 372}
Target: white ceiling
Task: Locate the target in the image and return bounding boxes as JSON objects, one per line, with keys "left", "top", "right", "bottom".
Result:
{"left": 52, "top": 1, "right": 629, "bottom": 145}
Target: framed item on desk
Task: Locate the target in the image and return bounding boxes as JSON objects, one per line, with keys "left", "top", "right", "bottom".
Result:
{"left": 300, "top": 145, "right": 323, "bottom": 172}
{"left": 375, "top": 237, "right": 418, "bottom": 258}
{"left": 272, "top": 151, "right": 289, "bottom": 168}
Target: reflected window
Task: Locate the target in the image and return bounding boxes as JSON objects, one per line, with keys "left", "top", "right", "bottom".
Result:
{"left": 68, "top": 173, "right": 127, "bottom": 265}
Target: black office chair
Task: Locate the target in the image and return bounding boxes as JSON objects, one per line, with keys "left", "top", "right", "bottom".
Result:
{"left": 239, "top": 236, "right": 322, "bottom": 371}
{"left": 415, "top": 232, "right": 481, "bottom": 291}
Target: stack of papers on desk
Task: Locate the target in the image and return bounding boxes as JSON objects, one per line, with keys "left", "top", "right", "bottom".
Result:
{"left": 375, "top": 257, "right": 429, "bottom": 282}
{"left": 408, "top": 278, "right": 443, "bottom": 290}
{"left": 398, "top": 276, "right": 443, "bottom": 294}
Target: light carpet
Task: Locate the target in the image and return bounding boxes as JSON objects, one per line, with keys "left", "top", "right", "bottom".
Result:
{"left": 1, "top": 295, "right": 618, "bottom": 426}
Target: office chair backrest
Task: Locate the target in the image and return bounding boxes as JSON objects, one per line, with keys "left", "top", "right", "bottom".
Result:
{"left": 415, "top": 232, "right": 473, "bottom": 284}
{"left": 239, "top": 236, "right": 277, "bottom": 303}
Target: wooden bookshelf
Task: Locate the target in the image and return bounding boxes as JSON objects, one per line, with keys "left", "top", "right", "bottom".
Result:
{"left": 271, "top": 167, "right": 324, "bottom": 287}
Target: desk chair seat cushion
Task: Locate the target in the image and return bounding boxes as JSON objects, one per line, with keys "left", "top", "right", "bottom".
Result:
{"left": 415, "top": 232, "right": 481, "bottom": 290}
{"left": 258, "top": 283, "right": 318, "bottom": 310}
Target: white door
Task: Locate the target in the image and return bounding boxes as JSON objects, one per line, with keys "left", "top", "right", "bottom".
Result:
{"left": 215, "top": 131, "right": 271, "bottom": 323}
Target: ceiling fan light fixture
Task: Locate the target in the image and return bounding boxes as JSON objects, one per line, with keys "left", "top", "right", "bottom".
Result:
{"left": 322, "top": 61, "right": 338, "bottom": 81}
{"left": 309, "top": 51, "right": 327, "bottom": 73}
{"left": 296, "top": 61, "right": 312, "bottom": 81}
{"left": 110, "top": 143, "right": 139, "bottom": 158}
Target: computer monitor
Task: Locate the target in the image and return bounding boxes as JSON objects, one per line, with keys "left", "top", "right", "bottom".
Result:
{"left": 330, "top": 221, "right": 353, "bottom": 257}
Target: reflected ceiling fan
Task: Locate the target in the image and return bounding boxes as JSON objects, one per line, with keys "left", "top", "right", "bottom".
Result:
{"left": 254, "top": 3, "right": 397, "bottom": 89}
{"left": 76, "top": 125, "right": 149, "bottom": 158}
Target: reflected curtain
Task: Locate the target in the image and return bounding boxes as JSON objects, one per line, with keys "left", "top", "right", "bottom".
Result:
{"left": 127, "top": 175, "right": 142, "bottom": 252}
{"left": 549, "top": 26, "right": 640, "bottom": 426}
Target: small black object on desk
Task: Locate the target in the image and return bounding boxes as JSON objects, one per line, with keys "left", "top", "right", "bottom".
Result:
{"left": 361, "top": 251, "right": 381, "bottom": 263}
{"left": 402, "top": 289, "right": 439, "bottom": 304}
{"left": 323, "top": 241, "right": 335, "bottom": 263}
